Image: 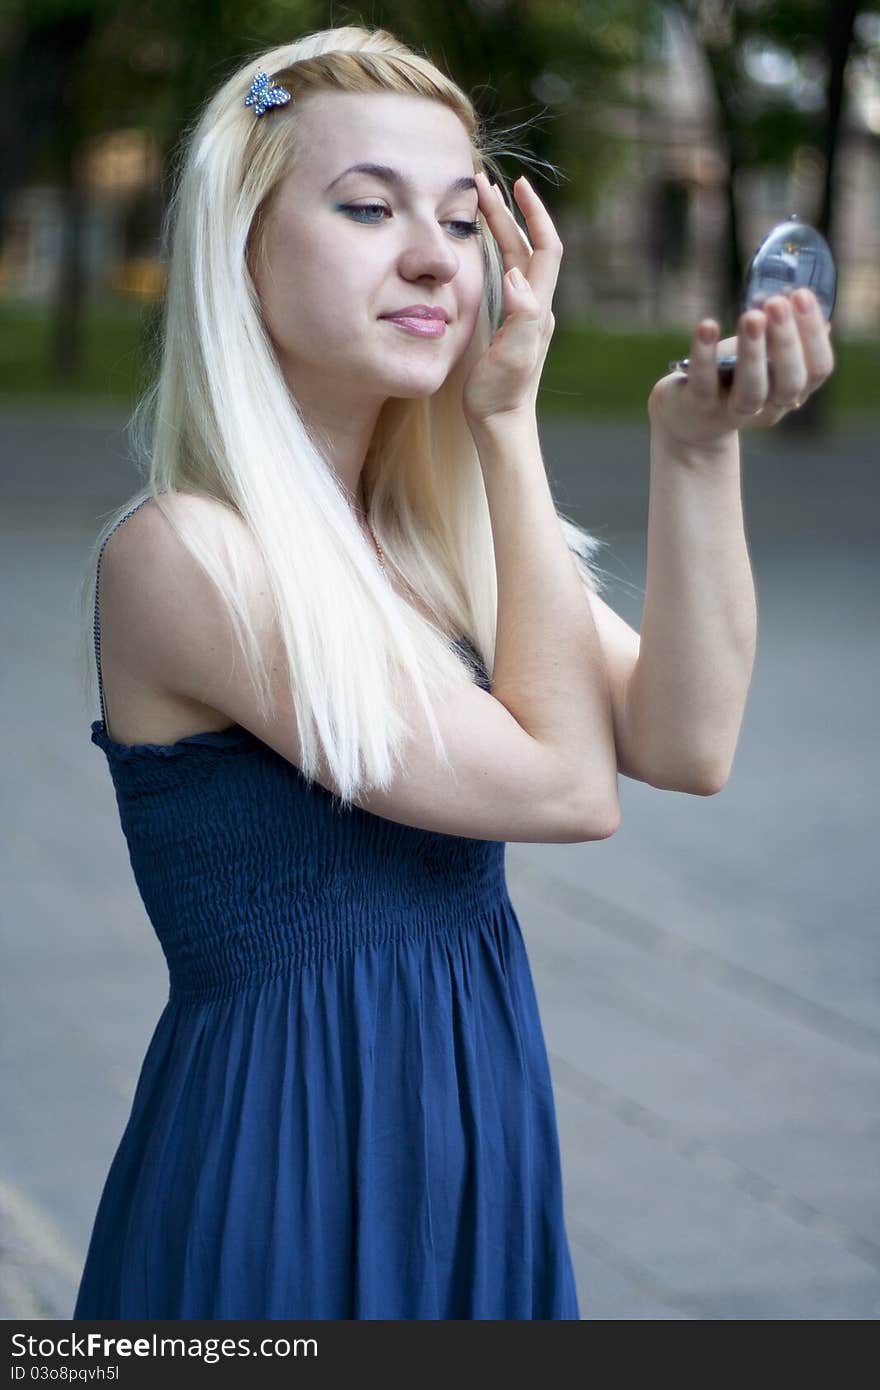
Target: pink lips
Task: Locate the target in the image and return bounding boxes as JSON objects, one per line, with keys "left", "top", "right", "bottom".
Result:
{"left": 381, "top": 304, "right": 449, "bottom": 337}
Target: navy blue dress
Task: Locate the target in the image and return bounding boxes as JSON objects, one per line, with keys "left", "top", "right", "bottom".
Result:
{"left": 73, "top": 499, "right": 580, "bottom": 1320}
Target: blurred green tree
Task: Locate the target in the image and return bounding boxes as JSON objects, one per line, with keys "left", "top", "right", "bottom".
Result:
{"left": 0, "top": 0, "right": 657, "bottom": 379}
{"left": 4, "top": 0, "right": 879, "bottom": 393}
{"left": 661, "top": 1, "right": 880, "bottom": 432}
{"left": 0, "top": 0, "right": 320, "bottom": 376}
{"left": 670, "top": 0, "right": 880, "bottom": 322}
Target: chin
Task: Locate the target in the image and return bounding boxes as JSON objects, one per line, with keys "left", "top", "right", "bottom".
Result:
{"left": 379, "top": 363, "right": 452, "bottom": 399}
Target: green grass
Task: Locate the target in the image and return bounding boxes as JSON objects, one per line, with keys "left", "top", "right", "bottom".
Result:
{"left": 0, "top": 299, "right": 157, "bottom": 408}
{"left": 542, "top": 322, "right": 880, "bottom": 419}
{"left": 0, "top": 298, "right": 877, "bottom": 418}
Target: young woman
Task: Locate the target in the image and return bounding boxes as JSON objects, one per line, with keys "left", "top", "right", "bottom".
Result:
{"left": 73, "top": 24, "right": 833, "bottom": 1320}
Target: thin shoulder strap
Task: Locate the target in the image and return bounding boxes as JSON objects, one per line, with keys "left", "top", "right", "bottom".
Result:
{"left": 93, "top": 497, "right": 152, "bottom": 727}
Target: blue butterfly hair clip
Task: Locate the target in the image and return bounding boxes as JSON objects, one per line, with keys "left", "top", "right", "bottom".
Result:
{"left": 244, "top": 70, "right": 292, "bottom": 118}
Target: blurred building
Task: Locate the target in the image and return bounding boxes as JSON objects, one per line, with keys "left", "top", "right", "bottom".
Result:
{"left": 1, "top": 8, "right": 878, "bottom": 333}
{"left": 556, "top": 6, "right": 880, "bottom": 332}
{"left": 0, "top": 127, "right": 165, "bottom": 303}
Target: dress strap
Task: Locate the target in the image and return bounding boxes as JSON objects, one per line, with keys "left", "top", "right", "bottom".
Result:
{"left": 93, "top": 496, "right": 153, "bottom": 727}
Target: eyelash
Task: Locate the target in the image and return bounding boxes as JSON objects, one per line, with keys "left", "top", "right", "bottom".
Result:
{"left": 339, "top": 203, "right": 481, "bottom": 240}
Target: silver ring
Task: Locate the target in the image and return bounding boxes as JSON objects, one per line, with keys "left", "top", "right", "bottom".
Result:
{"left": 730, "top": 403, "right": 763, "bottom": 416}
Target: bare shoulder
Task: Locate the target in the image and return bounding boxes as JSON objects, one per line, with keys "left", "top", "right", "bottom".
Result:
{"left": 100, "top": 489, "right": 265, "bottom": 657}
{"left": 98, "top": 492, "right": 259, "bottom": 744}
{"left": 102, "top": 491, "right": 257, "bottom": 602}
{"left": 103, "top": 490, "right": 249, "bottom": 561}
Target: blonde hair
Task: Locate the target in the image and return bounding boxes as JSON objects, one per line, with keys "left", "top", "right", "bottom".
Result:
{"left": 77, "top": 23, "right": 610, "bottom": 806}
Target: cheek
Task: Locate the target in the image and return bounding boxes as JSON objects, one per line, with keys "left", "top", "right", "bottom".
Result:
{"left": 460, "top": 262, "right": 486, "bottom": 327}
{"left": 256, "top": 230, "right": 348, "bottom": 340}
{"left": 273, "top": 220, "right": 374, "bottom": 298}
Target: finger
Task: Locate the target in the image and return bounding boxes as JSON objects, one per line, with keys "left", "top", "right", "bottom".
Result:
{"left": 764, "top": 295, "right": 808, "bottom": 408}
{"left": 500, "top": 264, "right": 543, "bottom": 327}
{"left": 791, "top": 288, "right": 835, "bottom": 395}
{"left": 511, "top": 177, "right": 564, "bottom": 306}
{"left": 686, "top": 319, "right": 721, "bottom": 410}
{"left": 728, "top": 309, "right": 768, "bottom": 418}
{"left": 477, "top": 173, "right": 534, "bottom": 252}
{"left": 475, "top": 172, "right": 533, "bottom": 266}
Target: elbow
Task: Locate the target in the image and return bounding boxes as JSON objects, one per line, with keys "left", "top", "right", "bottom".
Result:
{"left": 578, "top": 795, "right": 622, "bottom": 841}
{"left": 694, "top": 767, "right": 730, "bottom": 796}
{"left": 687, "top": 756, "right": 731, "bottom": 796}
{"left": 662, "top": 764, "right": 730, "bottom": 796}
{"left": 627, "top": 729, "right": 732, "bottom": 796}
{"left": 593, "top": 806, "right": 622, "bottom": 838}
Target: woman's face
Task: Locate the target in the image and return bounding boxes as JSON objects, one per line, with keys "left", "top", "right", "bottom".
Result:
{"left": 250, "top": 91, "right": 486, "bottom": 409}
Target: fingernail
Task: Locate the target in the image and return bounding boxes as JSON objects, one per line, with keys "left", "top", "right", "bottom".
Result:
{"left": 768, "top": 298, "right": 789, "bottom": 324}
{"left": 793, "top": 289, "right": 813, "bottom": 315}
{"left": 698, "top": 321, "right": 717, "bottom": 344}
{"left": 509, "top": 267, "right": 527, "bottom": 289}
{"left": 746, "top": 313, "right": 764, "bottom": 339}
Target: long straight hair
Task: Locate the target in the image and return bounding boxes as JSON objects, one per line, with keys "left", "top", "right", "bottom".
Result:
{"left": 77, "top": 24, "right": 611, "bottom": 806}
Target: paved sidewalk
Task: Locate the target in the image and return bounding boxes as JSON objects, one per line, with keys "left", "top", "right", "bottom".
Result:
{"left": 2, "top": 408, "right": 878, "bottom": 1319}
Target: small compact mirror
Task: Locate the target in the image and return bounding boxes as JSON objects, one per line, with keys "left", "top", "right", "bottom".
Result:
{"left": 670, "top": 216, "right": 837, "bottom": 385}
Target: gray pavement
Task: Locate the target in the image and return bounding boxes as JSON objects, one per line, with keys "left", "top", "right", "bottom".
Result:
{"left": 2, "top": 406, "right": 878, "bottom": 1320}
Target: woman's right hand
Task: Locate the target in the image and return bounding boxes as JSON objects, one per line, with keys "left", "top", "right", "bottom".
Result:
{"left": 462, "top": 171, "right": 563, "bottom": 427}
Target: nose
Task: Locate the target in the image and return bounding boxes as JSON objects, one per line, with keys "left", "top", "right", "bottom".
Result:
{"left": 397, "top": 214, "right": 461, "bottom": 283}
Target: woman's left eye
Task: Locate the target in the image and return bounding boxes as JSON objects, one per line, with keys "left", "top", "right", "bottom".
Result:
{"left": 340, "top": 203, "right": 480, "bottom": 239}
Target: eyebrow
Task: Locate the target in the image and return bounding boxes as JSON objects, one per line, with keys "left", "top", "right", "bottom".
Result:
{"left": 325, "top": 163, "right": 477, "bottom": 197}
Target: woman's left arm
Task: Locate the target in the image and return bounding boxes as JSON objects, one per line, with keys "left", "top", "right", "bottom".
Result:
{"left": 625, "top": 428, "right": 754, "bottom": 794}
{"left": 622, "top": 286, "right": 835, "bottom": 794}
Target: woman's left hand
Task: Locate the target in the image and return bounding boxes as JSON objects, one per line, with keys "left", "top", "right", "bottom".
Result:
{"left": 648, "top": 288, "right": 835, "bottom": 451}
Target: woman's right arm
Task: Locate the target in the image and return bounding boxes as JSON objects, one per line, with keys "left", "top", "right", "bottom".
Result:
{"left": 102, "top": 490, "right": 619, "bottom": 844}
{"left": 471, "top": 408, "right": 620, "bottom": 835}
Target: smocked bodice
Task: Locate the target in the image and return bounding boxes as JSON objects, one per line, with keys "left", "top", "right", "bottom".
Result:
{"left": 90, "top": 660, "right": 507, "bottom": 1005}
{"left": 91, "top": 496, "right": 508, "bottom": 1004}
